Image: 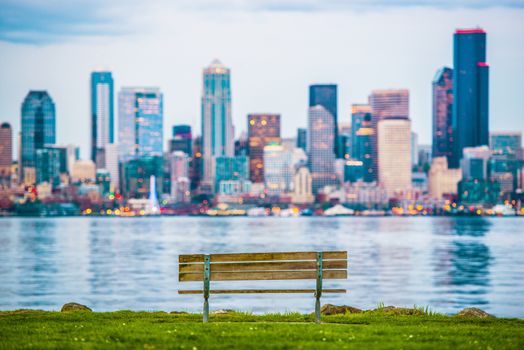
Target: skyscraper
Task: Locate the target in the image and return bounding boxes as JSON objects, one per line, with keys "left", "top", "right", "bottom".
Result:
{"left": 263, "top": 143, "right": 293, "bottom": 195}
{"left": 296, "top": 128, "right": 307, "bottom": 151}
{"left": 308, "top": 105, "right": 338, "bottom": 193}
{"left": 118, "top": 87, "right": 163, "bottom": 162}
{"left": 247, "top": 113, "right": 281, "bottom": 183}
{"left": 215, "top": 156, "right": 248, "bottom": 192}
{"left": 377, "top": 118, "right": 412, "bottom": 197}
{"left": 201, "top": 59, "right": 234, "bottom": 185}
{"left": 489, "top": 132, "right": 522, "bottom": 194}
{"left": 369, "top": 89, "right": 409, "bottom": 180}
{"left": 432, "top": 67, "right": 453, "bottom": 162}
{"left": 351, "top": 106, "right": 375, "bottom": 182}
{"left": 169, "top": 125, "right": 192, "bottom": 155}
{"left": 91, "top": 70, "right": 114, "bottom": 167}
{"left": 0, "top": 122, "right": 12, "bottom": 186}
{"left": 451, "top": 28, "right": 489, "bottom": 168}
{"left": 309, "top": 84, "right": 339, "bottom": 157}
{"left": 20, "top": 91, "right": 56, "bottom": 181}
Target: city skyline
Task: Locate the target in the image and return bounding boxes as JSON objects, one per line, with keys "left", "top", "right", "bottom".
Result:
{"left": 1, "top": 3, "right": 523, "bottom": 160}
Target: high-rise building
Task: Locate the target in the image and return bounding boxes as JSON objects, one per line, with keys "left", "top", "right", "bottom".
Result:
{"left": 20, "top": 91, "right": 56, "bottom": 181}
{"left": 170, "top": 151, "right": 190, "bottom": 202}
{"left": 118, "top": 87, "right": 163, "bottom": 162}
{"left": 292, "top": 166, "right": 314, "bottom": 204}
{"left": 490, "top": 132, "right": 522, "bottom": 159}
{"left": 296, "top": 128, "right": 307, "bottom": 151}
{"left": 263, "top": 143, "right": 293, "bottom": 195}
{"left": 308, "top": 105, "right": 338, "bottom": 193}
{"left": 369, "top": 89, "right": 409, "bottom": 180}
{"left": 309, "top": 84, "right": 339, "bottom": 157}
{"left": 201, "top": 59, "right": 234, "bottom": 184}
{"left": 351, "top": 104, "right": 374, "bottom": 182}
{"left": 215, "top": 156, "right": 248, "bottom": 192}
{"left": 91, "top": 70, "right": 114, "bottom": 167}
{"left": 35, "top": 147, "right": 61, "bottom": 186}
{"left": 104, "top": 143, "right": 119, "bottom": 192}
{"left": 121, "top": 156, "right": 163, "bottom": 198}
{"left": 432, "top": 67, "right": 454, "bottom": 162}
{"left": 411, "top": 132, "right": 419, "bottom": 167}
{"left": 0, "top": 122, "right": 12, "bottom": 185}
{"left": 247, "top": 113, "right": 281, "bottom": 183}
{"left": 489, "top": 132, "right": 522, "bottom": 195}
{"left": 377, "top": 118, "right": 412, "bottom": 197}
{"left": 71, "top": 160, "right": 96, "bottom": 183}
{"left": 451, "top": 28, "right": 489, "bottom": 168}
{"left": 169, "top": 125, "right": 192, "bottom": 155}
{"left": 428, "top": 157, "right": 462, "bottom": 199}
{"left": 191, "top": 136, "right": 202, "bottom": 190}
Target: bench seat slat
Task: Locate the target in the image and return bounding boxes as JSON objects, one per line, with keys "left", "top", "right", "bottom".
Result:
{"left": 179, "top": 260, "right": 347, "bottom": 273}
{"left": 179, "top": 269, "right": 347, "bottom": 282}
{"left": 178, "top": 289, "right": 346, "bottom": 294}
{"left": 179, "top": 251, "right": 347, "bottom": 263}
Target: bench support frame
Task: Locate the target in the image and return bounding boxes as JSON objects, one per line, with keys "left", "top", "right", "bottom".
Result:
{"left": 315, "top": 252, "right": 323, "bottom": 324}
{"left": 203, "top": 255, "right": 210, "bottom": 323}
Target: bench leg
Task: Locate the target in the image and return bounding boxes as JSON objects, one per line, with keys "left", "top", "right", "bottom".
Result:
{"left": 203, "top": 297, "right": 209, "bottom": 323}
{"left": 315, "top": 296, "right": 321, "bottom": 324}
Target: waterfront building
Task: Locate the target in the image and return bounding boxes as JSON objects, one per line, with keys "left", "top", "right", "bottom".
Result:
{"left": 247, "top": 114, "right": 281, "bottom": 183}
{"left": 104, "top": 143, "right": 119, "bottom": 192}
{"left": 191, "top": 136, "right": 202, "bottom": 190}
{"left": 377, "top": 118, "right": 412, "bottom": 198}
{"left": 307, "top": 105, "right": 338, "bottom": 193}
{"left": 461, "top": 146, "right": 491, "bottom": 180}
{"left": 263, "top": 143, "right": 293, "bottom": 195}
{"left": 296, "top": 128, "right": 307, "bottom": 151}
{"left": 369, "top": 89, "right": 409, "bottom": 180}
{"left": 309, "top": 84, "right": 339, "bottom": 158}
{"left": 170, "top": 151, "right": 190, "bottom": 202}
{"left": 428, "top": 157, "right": 462, "bottom": 199}
{"left": 215, "top": 156, "right": 248, "bottom": 192}
{"left": 71, "top": 160, "right": 96, "bottom": 183}
{"left": 121, "top": 156, "right": 163, "bottom": 199}
{"left": 218, "top": 180, "right": 252, "bottom": 195}
{"left": 432, "top": 67, "right": 454, "bottom": 162}
{"left": 118, "top": 87, "right": 163, "bottom": 162}
{"left": 35, "top": 147, "right": 62, "bottom": 186}
{"left": 169, "top": 125, "right": 192, "bottom": 155}
{"left": 20, "top": 91, "right": 56, "bottom": 181}
{"left": 0, "top": 122, "right": 12, "bottom": 186}
{"left": 90, "top": 70, "right": 114, "bottom": 167}
{"left": 201, "top": 60, "right": 234, "bottom": 185}
{"left": 341, "top": 181, "right": 389, "bottom": 210}
{"left": 96, "top": 169, "right": 111, "bottom": 195}
{"left": 489, "top": 132, "right": 522, "bottom": 195}
{"left": 451, "top": 28, "right": 489, "bottom": 168}
{"left": 291, "top": 166, "right": 314, "bottom": 204}
{"left": 351, "top": 106, "right": 374, "bottom": 182}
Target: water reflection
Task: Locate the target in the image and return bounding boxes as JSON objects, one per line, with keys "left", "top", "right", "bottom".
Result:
{"left": 432, "top": 218, "right": 493, "bottom": 311}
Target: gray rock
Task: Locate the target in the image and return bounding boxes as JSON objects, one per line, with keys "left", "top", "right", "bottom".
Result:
{"left": 61, "top": 303, "right": 92, "bottom": 312}
{"left": 456, "top": 307, "right": 494, "bottom": 318}
{"left": 321, "top": 304, "right": 363, "bottom": 315}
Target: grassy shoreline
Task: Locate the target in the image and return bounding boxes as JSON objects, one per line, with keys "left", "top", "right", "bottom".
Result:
{"left": 1, "top": 310, "right": 523, "bottom": 349}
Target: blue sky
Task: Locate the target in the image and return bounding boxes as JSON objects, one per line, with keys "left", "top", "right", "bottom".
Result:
{"left": 1, "top": 0, "right": 523, "bottom": 159}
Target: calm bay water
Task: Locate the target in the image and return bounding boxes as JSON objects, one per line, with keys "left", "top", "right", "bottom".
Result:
{"left": 0, "top": 216, "right": 523, "bottom": 317}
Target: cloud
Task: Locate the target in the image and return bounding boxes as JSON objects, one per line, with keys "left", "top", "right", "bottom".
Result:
{"left": 1, "top": 0, "right": 523, "bottom": 44}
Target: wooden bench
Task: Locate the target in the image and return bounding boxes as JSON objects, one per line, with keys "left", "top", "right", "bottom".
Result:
{"left": 178, "top": 251, "right": 348, "bottom": 323}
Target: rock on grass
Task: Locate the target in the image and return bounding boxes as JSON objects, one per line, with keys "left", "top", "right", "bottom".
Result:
{"left": 321, "top": 304, "right": 363, "bottom": 315}
{"left": 456, "top": 307, "right": 494, "bottom": 318}
{"left": 61, "top": 303, "right": 92, "bottom": 312}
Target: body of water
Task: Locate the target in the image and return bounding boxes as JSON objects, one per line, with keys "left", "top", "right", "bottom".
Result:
{"left": 0, "top": 217, "right": 523, "bottom": 317}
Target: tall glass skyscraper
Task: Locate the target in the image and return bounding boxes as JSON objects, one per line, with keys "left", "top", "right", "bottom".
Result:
{"left": 451, "top": 28, "right": 489, "bottom": 168}
{"left": 20, "top": 91, "right": 56, "bottom": 179}
{"left": 91, "top": 70, "right": 114, "bottom": 167}
{"left": 309, "top": 85, "right": 339, "bottom": 158}
{"left": 351, "top": 105, "right": 375, "bottom": 182}
{"left": 307, "top": 105, "right": 338, "bottom": 193}
{"left": 201, "top": 59, "right": 234, "bottom": 185}
{"left": 432, "top": 67, "right": 453, "bottom": 163}
{"left": 169, "top": 124, "right": 192, "bottom": 155}
{"left": 118, "top": 87, "right": 163, "bottom": 162}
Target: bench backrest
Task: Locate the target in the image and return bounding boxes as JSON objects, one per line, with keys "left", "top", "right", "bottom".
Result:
{"left": 178, "top": 251, "right": 348, "bottom": 282}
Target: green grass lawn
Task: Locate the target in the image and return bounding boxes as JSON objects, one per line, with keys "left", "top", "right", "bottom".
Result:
{"left": 1, "top": 310, "right": 523, "bottom": 349}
